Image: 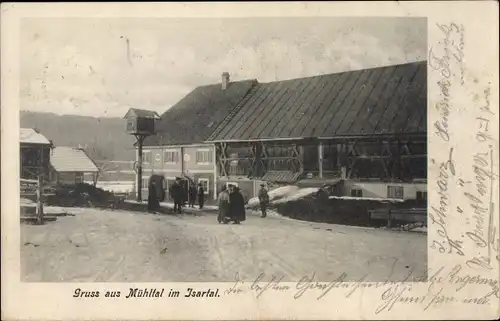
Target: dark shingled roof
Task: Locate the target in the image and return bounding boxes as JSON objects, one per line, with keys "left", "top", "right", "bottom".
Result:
{"left": 207, "top": 61, "right": 427, "bottom": 142}
{"left": 143, "top": 80, "right": 257, "bottom": 146}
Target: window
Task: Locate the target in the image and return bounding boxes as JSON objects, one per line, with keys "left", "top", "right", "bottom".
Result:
{"left": 350, "top": 188, "right": 363, "bottom": 197}
{"left": 387, "top": 186, "right": 404, "bottom": 199}
{"left": 416, "top": 191, "right": 427, "bottom": 201}
{"left": 196, "top": 149, "right": 212, "bottom": 164}
{"left": 142, "top": 151, "right": 152, "bottom": 163}
{"left": 141, "top": 177, "right": 149, "bottom": 190}
{"left": 198, "top": 178, "right": 210, "bottom": 195}
{"left": 163, "top": 150, "right": 179, "bottom": 164}
{"left": 75, "top": 173, "right": 84, "bottom": 184}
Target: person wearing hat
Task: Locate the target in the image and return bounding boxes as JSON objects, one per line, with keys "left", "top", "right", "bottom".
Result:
{"left": 217, "top": 185, "right": 231, "bottom": 223}
{"left": 188, "top": 183, "right": 197, "bottom": 208}
{"left": 229, "top": 185, "right": 245, "bottom": 224}
{"left": 258, "top": 183, "right": 269, "bottom": 218}
{"left": 169, "top": 178, "right": 183, "bottom": 214}
{"left": 197, "top": 182, "right": 205, "bottom": 209}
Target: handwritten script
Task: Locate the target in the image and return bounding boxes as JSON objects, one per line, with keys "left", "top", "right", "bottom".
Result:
{"left": 224, "top": 264, "right": 498, "bottom": 314}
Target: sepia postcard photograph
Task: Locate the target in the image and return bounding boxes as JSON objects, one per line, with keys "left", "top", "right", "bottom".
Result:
{"left": 1, "top": 2, "right": 499, "bottom": 320}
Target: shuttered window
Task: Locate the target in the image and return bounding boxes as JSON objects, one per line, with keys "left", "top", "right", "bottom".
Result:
{"left": 164, "top": 150, "right": 179, "bottom": 164}
{"left": 196, "top": 149, "right": 212, "bottom": 164}
{"left": 387, "top": 186, "right": 404, "bottom": 199}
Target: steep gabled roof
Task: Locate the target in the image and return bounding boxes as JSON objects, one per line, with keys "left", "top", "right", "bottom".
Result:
{"left": 207, "top": 61, "right": 427, "bottom": 142}
{"left": 20, "top": 128, "right": 51, "bottom": 145}
{"left": 50, "top": 147, "right": 99, "bottom": 173}
{"left": 143, "top": 79, "right": 257, "bottom": 146}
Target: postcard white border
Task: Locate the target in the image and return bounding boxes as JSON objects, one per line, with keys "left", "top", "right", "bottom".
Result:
{"left": 1, "top": 1, "right": 499, "bottom": 320}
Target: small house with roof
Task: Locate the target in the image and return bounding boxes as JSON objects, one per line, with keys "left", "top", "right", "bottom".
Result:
{"left": 140, "top": 73, "right": 257, "bottom": 201}
{"left": 20, "top": 128, "right": 53, "bottom": 180}
{"left": 49, "top": 147, "right": 99, "bottom": 185}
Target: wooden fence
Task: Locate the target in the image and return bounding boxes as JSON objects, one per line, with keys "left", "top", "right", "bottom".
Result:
{"left": 20, "top": 176, "right": 55, "bottom": 225}
{"left": 368, "top": 208, "right": 427, "bottom": 228}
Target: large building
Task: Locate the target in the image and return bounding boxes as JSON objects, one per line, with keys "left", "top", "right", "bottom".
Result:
{"left": 141, "top": 74, "right": 257, "bottom": 201}
{"left": 207, "top": 61, "right": 427, "bottom": 200}
{"left": 140, "top": 61, "right": 427, "bottom": 202}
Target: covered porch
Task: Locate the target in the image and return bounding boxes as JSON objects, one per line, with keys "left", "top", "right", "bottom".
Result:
{"left": 214, "top": 133, "right": 427, "bottom": 183}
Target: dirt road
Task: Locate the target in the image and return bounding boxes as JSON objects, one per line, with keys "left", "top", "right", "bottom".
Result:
{"left": 21, "top": 208, "right": 426, "bottom": 282}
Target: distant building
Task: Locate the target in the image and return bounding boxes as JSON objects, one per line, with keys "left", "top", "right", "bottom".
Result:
{"left": 141, "top": 73, "right": 257, "bottom": 201}
{"left": 20, "top": 128, "right": 52, "bottom": 180}
{"left": 49, "top": 147, "right": 99, "bottom": 185}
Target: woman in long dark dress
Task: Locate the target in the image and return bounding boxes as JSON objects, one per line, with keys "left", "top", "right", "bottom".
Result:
{"left": 229, "top": 186, "right": 246, "bottom": 224}
{"left": 147, "top": 180, "right": 160, "bottom": 213}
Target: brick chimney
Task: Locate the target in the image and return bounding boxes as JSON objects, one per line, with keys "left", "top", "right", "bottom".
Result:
{"left": 221, "top": 72, "right": 230, "bottom": 90}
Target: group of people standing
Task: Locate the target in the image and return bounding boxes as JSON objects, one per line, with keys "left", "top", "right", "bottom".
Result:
{"left": 148, "top": 176, "right": 271, "bottom": 223}
{"left": 217, "top": 183, "right": 269, "bottom": 224}
{"left": 147, "top": 177, "right": 204, "bottom": 214}
{"left": 217, "top": 184, "right": 245, "bottom": 224}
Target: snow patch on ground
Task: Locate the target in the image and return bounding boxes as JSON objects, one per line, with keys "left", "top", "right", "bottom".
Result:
{"left": 247, "top": 186, "right": 317, "bottom": 207}
{"left": 273, "top": 187, "right": 319, "bottom": 204}
{"left": 86, "top": 181, "right": 134, "bottom": 194}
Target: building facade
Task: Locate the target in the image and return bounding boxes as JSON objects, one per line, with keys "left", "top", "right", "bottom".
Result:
{"left": 138, "top": 61, "right": 428, "bottom": 203}
{"left": 206, "top": 61, "right": 428, "bottom": 202}
{"left": 139, "top": 73, "right": 257, "bottom": 202}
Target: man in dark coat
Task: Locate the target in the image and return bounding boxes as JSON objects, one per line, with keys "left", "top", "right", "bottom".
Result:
{"left": 229, "top": 185, "right": 246, "bottom": 224}
{"left": 169, "top": 179, "right": 183, "bottom": 214}
{"left": 197, "top": 182, "right": 205, "bottom": 209}
{"left": 258, "top": 183, "right": 269, "bottom": 218}
{"left": 147, "top": 180, "right": 160, "bottom": 213}
{"left": 188, "top": 184, "right": 197, "bottom": 208}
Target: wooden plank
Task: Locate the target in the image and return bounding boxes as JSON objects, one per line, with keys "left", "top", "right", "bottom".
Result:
{"left": 374, "top": 63, "right": 420, "bottom": 134}
{"left": 327, "top": 69, "right": 372, "bottom": 136}
{"left": 361, "top": 66, "right": 405, "bottom": 134}
{"left": 318, "top": 143, "right": 323, "bottom": 179}
{"left": 267, "top": 79, "right": 311, "bottom": 138}
{"left": 313, "top": 70, "right": 364, "bottom": 137}
{"left": 337, "top": 68, "right": 386, "bottom": 135}
{"left": 251, "top": 84, "right": 292, "bottom": 139}
{"left": 274, "top": 76, "right": 322, "bottom": 138}
{"left": 416, "top": 84, "right": 428, "bottom": 133}
{"left": 306, "top": 72, "right": 350, "bottom": 137}
{"left": 288, "top": 75, "right": 334, "bottom": 138}
{"left": 403, "top": 64, "right": 427, "bottom": 132}
{"left": 389, "top": 64, "right": 426, "bottom": 132}
{"left": 348, "top": 66, "right": 395, "bottom": 134}
{"left": 21, "top": 216, "right": 57, "bottom": 222}
{"left": 238, "top": 81, "right": 284, "bottom": 140}
{"left": 215, "top": 84, "right": 266, "bottom": 140}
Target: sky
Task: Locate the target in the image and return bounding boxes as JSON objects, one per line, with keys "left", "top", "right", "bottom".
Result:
{"left": 20, "top": 17, "right": 427, "bottom": 118}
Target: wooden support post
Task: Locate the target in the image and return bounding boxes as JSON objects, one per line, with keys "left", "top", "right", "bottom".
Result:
{"left": 387, "top": 209, "right": 392, "bottom": 228}
{"left": 36, "top": 175, "right": 44, "bottom": 225}
{"left": 136, "top": 135, "right": 145, "bottom": 202}
{"left": 213, "top": 144, "right": 217, "bottom": 201}
{"left": 318, "top": 142, "right": 323, "bottom": 179}
{"left": 298, "top": 145, "right": 304, "bottom": 174}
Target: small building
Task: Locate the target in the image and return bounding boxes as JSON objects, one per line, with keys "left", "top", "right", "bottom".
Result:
{"left": 49, "top": 147, "right": 99, "bottom": 185}
{"left": 140, "top": 73, "right": 257, "bottom": 201}
{"left": 20, "top": 128, "right": 52, "bottom": 180}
